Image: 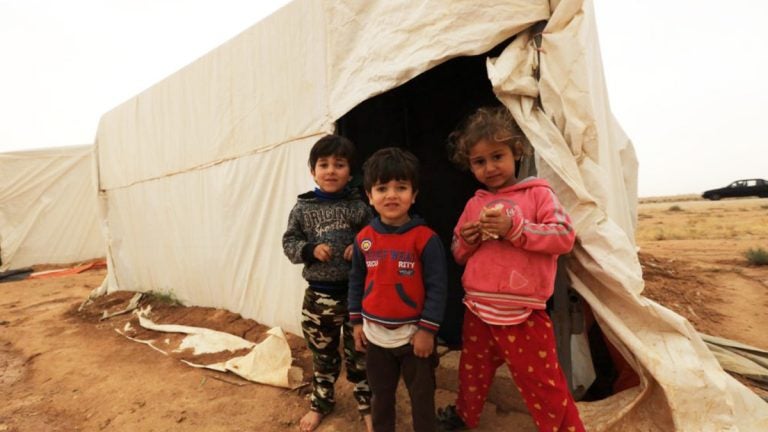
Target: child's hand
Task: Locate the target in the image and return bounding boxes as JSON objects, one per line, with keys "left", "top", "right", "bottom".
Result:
{"left": 313, "top": 244, "right": 332, "bottom": 262}
{"left": 480, "top": 206, "right": 512, "bottom": 240}
{"left": 459, "top": 221, "right": 481, "bottom": 245}
{"left": 353, "top": 324, "right": 367, "bottom": 352}
{"left": 411, "top": 329, "right": 434, "bottom": 358}
{"left": 343, "top": 244, "right": 354, "bottom": 261}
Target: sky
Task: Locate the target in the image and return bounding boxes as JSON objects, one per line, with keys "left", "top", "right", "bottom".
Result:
{"left": 1, "top": 1, "right": 766, "bottom": 197}
{"left": 0, "top": 0, "right": 291, "bottom": 148}
{"left": 593, "top": 1, "right": 768, "bottom": 196}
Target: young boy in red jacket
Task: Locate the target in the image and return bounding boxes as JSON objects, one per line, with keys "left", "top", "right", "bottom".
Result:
{"left": 348, "top": 147, "right": 447, "bottom": 432}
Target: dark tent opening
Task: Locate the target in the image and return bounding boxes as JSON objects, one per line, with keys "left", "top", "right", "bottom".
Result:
{"left": 337, "top": 43, "right": 506, "bottom": 347}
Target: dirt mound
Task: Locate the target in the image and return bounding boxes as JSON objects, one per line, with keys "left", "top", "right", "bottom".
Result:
{"left": 73, "top": 291, "right": 313, "bottom": 379}
{"left": 0, "top": 342, "right": 27, "bottom": 387}
{"left": 638, "top": 251, "right": 727, "bottom": 333}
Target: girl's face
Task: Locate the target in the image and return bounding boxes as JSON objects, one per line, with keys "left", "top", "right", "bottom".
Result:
{"left": 367, "top": 179, "right": 417, "bottom": 226}
{"left": 468, "top": 138, "right": 517, "bottom": 192}
{"left": 311, "top": 155, "right": 351, "bottom": 193}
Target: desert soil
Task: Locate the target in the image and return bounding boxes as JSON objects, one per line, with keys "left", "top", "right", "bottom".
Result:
{"left": 1, "top": 197, "right": 767, "bottom": 431}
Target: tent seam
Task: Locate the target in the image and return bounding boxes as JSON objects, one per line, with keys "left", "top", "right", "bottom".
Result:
{"left": 101, "top": 132, "right": 328, "bottom": 192}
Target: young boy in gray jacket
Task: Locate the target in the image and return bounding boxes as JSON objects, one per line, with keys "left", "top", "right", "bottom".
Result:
{"left": 282, "top": 134, "right": 373, "bottom": 432}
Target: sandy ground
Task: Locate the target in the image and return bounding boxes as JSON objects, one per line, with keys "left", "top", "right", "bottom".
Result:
{"left": 1, "top": 197, "right": 767, "bottom": 431}
{"left": 636, "top": 197, "right": 768, "bottom": 349}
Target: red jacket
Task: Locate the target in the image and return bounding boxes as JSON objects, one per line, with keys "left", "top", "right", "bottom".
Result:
{"left": 452, "top": 178, "right": 575, "bottom": 309}
{"left": 348, "top": 217, "right": 447, "bottom": 334}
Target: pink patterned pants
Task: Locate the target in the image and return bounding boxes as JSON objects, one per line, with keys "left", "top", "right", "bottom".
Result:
{"left": 456, "top": 309, "right": 585, "bottom": 432}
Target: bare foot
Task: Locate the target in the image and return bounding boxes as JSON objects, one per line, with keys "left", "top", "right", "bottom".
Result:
{"left": 299, "top": 410, "right": 323, "bottom": 432}
{"left": 363, "top": 413, "right": 373, "bottom": 432}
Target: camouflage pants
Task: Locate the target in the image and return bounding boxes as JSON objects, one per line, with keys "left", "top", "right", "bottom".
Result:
{"left": 301, "top": 288, "right": 371, "bottom": 415}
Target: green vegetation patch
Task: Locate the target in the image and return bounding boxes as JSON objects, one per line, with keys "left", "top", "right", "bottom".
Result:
{"left": 145, "top": 290, "right": 183, "bottom": 306}
{"left": 744, "top": 247, "right": 768, "bottom": 266}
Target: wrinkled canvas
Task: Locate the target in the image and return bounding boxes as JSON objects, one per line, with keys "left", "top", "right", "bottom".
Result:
{"left": 0, "top": 145, "right": 104, "bottom": 271}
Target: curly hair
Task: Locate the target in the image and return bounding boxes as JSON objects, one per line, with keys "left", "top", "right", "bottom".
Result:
{"left": 447, "top": 106, "right": 529, "bottom": 170}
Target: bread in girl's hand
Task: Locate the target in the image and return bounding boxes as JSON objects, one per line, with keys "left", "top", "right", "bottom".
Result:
{"left": 480, "top": 203, "right": 504, "bottom": 241}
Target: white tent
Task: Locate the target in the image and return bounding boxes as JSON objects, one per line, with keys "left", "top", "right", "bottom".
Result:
{"left": 93, "top": 0, "right": 768, "bottom": 430}
{"left": 0, "top": 145, "right": 104, "bottom": 271}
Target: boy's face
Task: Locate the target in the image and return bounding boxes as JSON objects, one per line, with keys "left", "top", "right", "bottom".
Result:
{"left": 468, "top": 138, "right": 517, "bottom": 192}
{"left": 366, "top": 179, "right": 417, "bottom": 227}
{"left": 311, "top": 155, "right": 351, "bottom": 193}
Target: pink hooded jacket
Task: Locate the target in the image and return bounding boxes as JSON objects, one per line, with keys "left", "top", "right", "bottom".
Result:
{"left": 452, "top": 178, "right": 575, "bottom": 310}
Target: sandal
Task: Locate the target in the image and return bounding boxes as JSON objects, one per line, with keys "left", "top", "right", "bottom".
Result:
{"left": 436, "top": 405, "right": 468, "bottom": 431}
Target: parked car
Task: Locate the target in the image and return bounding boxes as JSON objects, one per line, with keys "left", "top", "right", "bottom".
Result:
{"left": 702, "top": 178, "right": 768, "bottom": 200}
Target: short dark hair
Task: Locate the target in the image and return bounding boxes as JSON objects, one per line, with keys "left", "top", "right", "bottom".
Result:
{"left": 308, "top": 134, "right": 356, "bottom": 170}
{"left": 362, "top": 147, "right": 420, "bottom": 193}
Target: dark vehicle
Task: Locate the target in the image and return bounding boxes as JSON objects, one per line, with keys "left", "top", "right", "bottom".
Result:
{"left": 702, "top": 178, "right": 768, "bottom": 200}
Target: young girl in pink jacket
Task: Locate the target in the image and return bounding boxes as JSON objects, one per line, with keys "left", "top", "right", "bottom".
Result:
{"left": 437, "top": 106, "right": 585, "bottom": 432}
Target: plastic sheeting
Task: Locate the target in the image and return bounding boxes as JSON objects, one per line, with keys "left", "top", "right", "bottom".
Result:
{"left": 0, "top": 145, "right": 104, "bottom": 271}
{"left": 94, "top": 0, "right": 768, "bottom": 430}
{"left": 121, "top": 311, "right": 302, "bottom": 389}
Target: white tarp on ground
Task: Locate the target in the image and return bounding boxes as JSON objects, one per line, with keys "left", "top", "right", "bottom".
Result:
{"left": 119, "top": 310, "right": 302, "bottom": 389}
{"left": 0, "top": 145, "right": 104, "bottom": 271}
{"left": 94, "top": 0, "right": 768, "bottom": 430}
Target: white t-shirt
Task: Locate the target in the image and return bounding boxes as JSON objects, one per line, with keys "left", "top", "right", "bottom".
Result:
{"left": 363, "top": 320, "right": 418, "bottom": 348}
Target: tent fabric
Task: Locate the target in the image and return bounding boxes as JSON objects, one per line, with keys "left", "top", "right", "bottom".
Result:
{"left": 702, "top": 333, "right": 768, "bottom": 386}
{"left": 0, "top": 145, "right": 104, "bottom": 271}
{"left": 93, "top": 0, "right": 768, "bottom": 430}
{"left": 95, "top": 0, "right": 330, "bottom": 191}
{"left": 324, "top": 0, "right": 550, "bottom": 120}
{"left": 99, "top": 138, "right": 317, "bottom": 331}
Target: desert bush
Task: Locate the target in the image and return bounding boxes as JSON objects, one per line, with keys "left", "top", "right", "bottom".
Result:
{"left": 667, "top": 205, "right": 684, "bottom": 212}
{"left": 648, "top": 228, "right": 688, "bottom": 241}
{"left": 744, "top": 248, "right": 768, "bottom": 266}
{"left": 146, "top": 290, "right": 182, "bottom": 305}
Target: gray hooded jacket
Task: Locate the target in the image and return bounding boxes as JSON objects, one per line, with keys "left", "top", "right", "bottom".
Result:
{"left": 282, "top": 188, "right": 372, "bottom": 287}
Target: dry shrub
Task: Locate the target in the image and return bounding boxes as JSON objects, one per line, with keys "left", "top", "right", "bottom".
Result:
{"left": 745, "top": 247, "right": 768, "bottom": 266}
{"left": 650, "top": 228, "right": 692, "bottom": 241}
{"left": 145, "top": 290, "right": 183, "bottom": 306}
